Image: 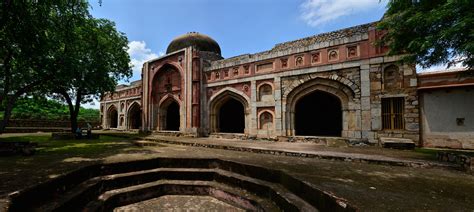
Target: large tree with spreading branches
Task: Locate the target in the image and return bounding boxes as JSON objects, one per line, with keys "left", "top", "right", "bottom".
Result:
{"left": 0, "top": 0, "right": 130, "bottom": 133}
{"left": 379, "top": 0, "right": 474, "bottom": 70}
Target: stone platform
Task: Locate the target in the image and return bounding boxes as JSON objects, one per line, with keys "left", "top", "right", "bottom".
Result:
{"left": 136, "top": 135, "right": 455, "bottom": 170}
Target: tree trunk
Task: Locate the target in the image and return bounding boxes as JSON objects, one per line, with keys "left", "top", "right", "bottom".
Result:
{"left": 69, "top": 108, "right": 78, "bottom": 133}
{"left": 0, "top": 98, "right": 17, "bottom": 134}
{"left": 59, "top": 88, "right": 82, "bottom": 133}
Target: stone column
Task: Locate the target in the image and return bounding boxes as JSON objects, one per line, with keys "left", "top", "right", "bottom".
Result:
{"left": 103, "top": 103, "right": 108, "bottom": 129}
{"left": 360, "top": 62, "right": 372, "bottom": 142}
{"left": 274, "top": 76, "right": 283, "bottom": 136}
{"left": 250, "top": 80, "right": 257, "bottom": 136}
{"left": 142, "top": 62, "right": 150, "bottom": 131}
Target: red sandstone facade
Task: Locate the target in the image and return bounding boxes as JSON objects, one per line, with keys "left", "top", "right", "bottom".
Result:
{"left": 101, "top": 22, "right": 422, "bottom": 145}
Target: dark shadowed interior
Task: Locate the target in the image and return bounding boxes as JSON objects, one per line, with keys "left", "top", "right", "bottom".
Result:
{"left": 295, "top": 91, "right": 342, "bottom": 136}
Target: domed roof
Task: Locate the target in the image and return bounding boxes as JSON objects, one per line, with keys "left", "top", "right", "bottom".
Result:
{"left": 166, "top": 32, "right": 221, "bottom": 55}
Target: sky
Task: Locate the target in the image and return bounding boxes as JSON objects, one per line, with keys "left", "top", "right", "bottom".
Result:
{"left": 84, "top": 0, "right": 390, "bottom": 108}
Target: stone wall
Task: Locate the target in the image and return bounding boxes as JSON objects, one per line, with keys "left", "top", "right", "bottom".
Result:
{"left": 7, "top": 119, "right": 100, "bottom": 128}
{"left": 368, "top": 62, "right": 420, "bottom": 144}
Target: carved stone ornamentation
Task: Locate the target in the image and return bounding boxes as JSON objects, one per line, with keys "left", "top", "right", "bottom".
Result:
{"left": 281, "top": 58, "right": 288, "bottom": 68}
{"left": 224, "top": 69, "right": 229, "bottom": 78}
{"left": 295, "top": 56, "right": 303, "bottom": 66}
{"left": 244, "top": 65, "right": 250, "bottom": 74}
{"left": 233, "top": 67, "right": 239, "bottom": 76}
{"left": 347, "top": 46, "right": 358, "bottom": 58}
{"left": 311, "top": 52, "right": 320, "bottom": 63}
{"left": 243, "top": 85, "right": 249, "bottom": 92}
{"left": 215, "top": 71, "right": 220, "bottom": 79}
{"left": 328, "top": 49, "right": 339, "bottom": 61}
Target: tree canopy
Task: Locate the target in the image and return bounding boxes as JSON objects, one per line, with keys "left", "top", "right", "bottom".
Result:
{"left": 0, "top": 97, "right": 99, "bottom": 122}
{"left": 0, "top": 0, "right": 131, "bottom": 133}
{"left": 379, "top": 0, "right": 474, "bottom": 70}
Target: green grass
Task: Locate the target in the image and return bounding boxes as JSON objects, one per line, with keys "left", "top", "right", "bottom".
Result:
{"left": 414, "top": 147, "right": 474, "bottom": 158}
{"left": 0, "top": 134, "right": 133, "bottom": 156}
{"left": 0, "top": 134, "right": 142, "bottom": 196}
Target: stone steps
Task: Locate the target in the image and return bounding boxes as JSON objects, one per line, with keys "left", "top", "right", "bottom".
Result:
{"left": 380, "top": 137, "right": 415, "bottom": 150}
{"left": 6, "top": 158, "right": 356, "bottom": 212}
{"left": 86, "top": 180, "right": 279, "bottom": 211}
{"left": 41, "top": 168, "right": 315, "bottom": 211}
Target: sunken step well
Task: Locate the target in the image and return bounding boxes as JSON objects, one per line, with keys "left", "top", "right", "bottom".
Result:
{"left": 5, "top": 158, "right": 357, "bottom": 212}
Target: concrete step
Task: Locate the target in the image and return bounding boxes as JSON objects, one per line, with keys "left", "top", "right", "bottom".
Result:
{"left": 380, "top": 137, "right": 415, "bottom": 150}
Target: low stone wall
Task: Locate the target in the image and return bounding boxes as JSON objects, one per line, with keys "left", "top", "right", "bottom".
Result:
{"left": 437, "top": 152, "right": 473, "bottom": 173}
{"left": 7, "top": 119, "right": 100, "bottom": 128}
{"left": 4, "top": 119, "right": 100, "bottom": 133}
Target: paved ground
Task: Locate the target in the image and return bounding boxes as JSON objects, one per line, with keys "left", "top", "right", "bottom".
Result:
{"left": 133, "top": 134, "right": 455, "bottom": 169}
{"left": 114, "top": 195, "right": 243, "bottom": 212}
{"left": 1, "top": 132, "right": 473, "bottom": 211}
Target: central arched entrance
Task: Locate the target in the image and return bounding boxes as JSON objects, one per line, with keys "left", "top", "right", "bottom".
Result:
{"left": 166, "top": 101, "right": 180, "bottom": 131}
{"left": 295, "top": 91, "right": 342, "bottom": 136}
{"left": 218, "top": 98, "right": 245, "bottom": 133}
{"left": 128, "top": 103, "right": 141, "bottom": 130}
{"left": 163, "top": 100, "right": 180, "bottom": 131}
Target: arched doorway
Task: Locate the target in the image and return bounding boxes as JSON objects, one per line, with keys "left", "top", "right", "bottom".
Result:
{"left": 160, "top": 99, "right": 180, "bottom": 131}
{"left": 209, "top": 89, "right": 249, "bottom": 134}
{"left": 128, "top": 103, "right": 141, "bottom": 130}
{"left": 151, "top": 64, "right": 183, "bottom": 131}
{"left": 108, "top": 106, "right": 118, "bottom": 128}
{"left": 295, "top": 91, "right": 342, "bottom": 136}
{"left": 218, "top": 98, "right": 245, "bottom": 133}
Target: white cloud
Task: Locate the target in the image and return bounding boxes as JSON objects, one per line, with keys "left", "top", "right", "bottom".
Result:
{"left": 127, "top": 41, "right": 162, "bottom": 78}
{"left": 300, "top": 0, "right": 384, "bottom": 27}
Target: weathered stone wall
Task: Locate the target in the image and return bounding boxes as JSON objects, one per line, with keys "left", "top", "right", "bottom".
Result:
{"left": 367, "top": 61, "right": 420, "bottom": 144}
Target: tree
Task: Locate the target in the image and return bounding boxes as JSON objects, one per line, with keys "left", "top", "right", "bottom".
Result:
{"left": 378, "top": 0, "right": 474, "bottom": 70}
{"left": 0, "top": 0, "right": 89, "bottom": 133}
{"left": 50, "top": 17, "right": 131, "bottom": 132}
{"left": 0, "top": 0, "right": 130, "bottom": 134}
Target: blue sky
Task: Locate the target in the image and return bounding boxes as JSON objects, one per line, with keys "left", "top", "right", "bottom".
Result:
{"left": 88, "top": 0, "right": 388, "bottom": 81}
{"left": 84, "top": 0, "right": 388, "bottom": 108}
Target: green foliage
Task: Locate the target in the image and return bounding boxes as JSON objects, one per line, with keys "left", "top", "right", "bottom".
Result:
{"left": 0, "top": 0, "right": 130, "bottom": 133}
{"left": 379, "top": 0, "right": 474, "bottom": 69}
{"left": 0, "top": 97, "right": 99, "bottom": 121}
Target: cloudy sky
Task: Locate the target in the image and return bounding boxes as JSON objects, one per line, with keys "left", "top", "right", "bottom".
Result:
{"left": 84, "top": 0, "right": 388, "bottom": 108}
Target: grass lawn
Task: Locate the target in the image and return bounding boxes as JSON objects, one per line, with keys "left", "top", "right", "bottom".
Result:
{"left": 0, "top": 134, "right": 140, "bottom": 196}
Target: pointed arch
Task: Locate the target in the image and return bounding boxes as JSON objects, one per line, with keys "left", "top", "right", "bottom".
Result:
{"left": 106, "top": 105, "right": 118, "bottom": 129}
{"left": 284, "top": 77, "right": 355, "bottom": 137}
{"left": 208, "top": 87, "right": 250, "bottom": 134}
{"left": 158, "top": 95, "right": 182, "bottom": 131}
{"left": 127, "top": 101, "right": 142, "bottom": 130}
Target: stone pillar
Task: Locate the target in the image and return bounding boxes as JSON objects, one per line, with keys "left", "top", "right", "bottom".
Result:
{"left": 360, "top": 63, "right": 371, "bottom": 141}
{"left": 182, "top": 47, "right": 191, "bottom": 132}
{"left": 274, "top": 76, "right": 283, "bottom": 136}
{"left": 103, "top": 103, "right": 108, "bottom": 129}
{"left": 142, "top": 62, "right": 150, "bottom": 131}
{"left": 250, "top": 80, "right": 257, "bottom": 136}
